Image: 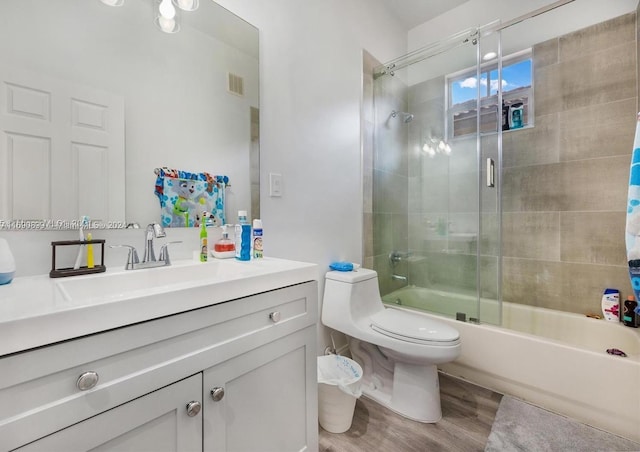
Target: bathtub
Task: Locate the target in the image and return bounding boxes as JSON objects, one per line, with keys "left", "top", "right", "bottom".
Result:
{"left": 382, "top": 286, "right": 640, "bottom": 442}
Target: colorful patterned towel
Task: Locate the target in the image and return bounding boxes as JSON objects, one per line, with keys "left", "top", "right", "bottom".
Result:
{"left": 154, "top": 168, "right": 229, "bottom": 228}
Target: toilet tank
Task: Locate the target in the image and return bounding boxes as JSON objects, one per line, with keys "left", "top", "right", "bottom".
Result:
{"left": 322, "top": 269, "right": 384, "bottom": 333}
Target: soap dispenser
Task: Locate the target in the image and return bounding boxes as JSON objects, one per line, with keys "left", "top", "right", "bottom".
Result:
{"left": 212, "top": 225, "right": 236, "bottom": 259}
{"left": 0, "top": 238, "right": 16, "bottom": 285}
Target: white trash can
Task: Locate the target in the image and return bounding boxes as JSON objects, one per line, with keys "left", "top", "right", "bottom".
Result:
{"left": 317, "top": 355, "right": 363, "bottom": 433}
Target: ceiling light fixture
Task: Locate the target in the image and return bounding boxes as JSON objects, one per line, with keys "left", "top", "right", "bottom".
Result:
{"left": 482, "top": 51, "right": 497, "bottom": 61}
{"left": 175, "top": 0, "right": 199, "bottom": 12}
{"left": 98, "top": 0, "right": 199, "bottom": 33}
{"left": 156, "top": 0, "right": 179, "bottom": 33}
{"left": 422, "top": 137, "right": 452, "bottom": 158}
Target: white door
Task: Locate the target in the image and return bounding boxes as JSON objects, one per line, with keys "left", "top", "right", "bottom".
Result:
{"left": 0, "top": 65, "right": 125, "bottom": 224}
{"left": 16, "top": 374, "right": 203, "bottom": 452}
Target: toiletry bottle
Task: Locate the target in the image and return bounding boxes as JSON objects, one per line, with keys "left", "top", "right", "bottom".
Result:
{"left": 252, "top": 219, "right": 263, "bottom": 259}
{"left": 235, "top": 210, "right": 251, "bottom": 261}
{"left": 509, "top": 103, "right": 524, "bottom": 129}
{"left": 213, "top": 225, "right": 236, "bottom": 259}
{"left": 501, "top": 101, "right": 510, "bottom": 131}
{"left": 627, "top": 260, "right": 640, "bottom": 313}
{"left": 200, "top": 214, "right": 208, "bottom": 262}
{"left": 601, "top": 288, "right": 620, "bottom": 322}
{"left": 623, "top": 296, "right": 639, "bottom": 327}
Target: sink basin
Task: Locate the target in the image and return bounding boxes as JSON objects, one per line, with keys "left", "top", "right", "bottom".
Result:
{"left": 56, "top": 260, "right": 256, "bottom": 303}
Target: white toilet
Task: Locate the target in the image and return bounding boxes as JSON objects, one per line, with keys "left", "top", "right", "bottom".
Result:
{"left": 321, "top": 268, "right": 461, "bottom": 423}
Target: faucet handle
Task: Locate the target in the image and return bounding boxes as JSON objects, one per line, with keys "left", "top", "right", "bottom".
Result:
{"left": 159, "top": 241, "right": 182, "bottom": 265}
{"left": 109, "top": 244, "right": 140, "bottom": 270}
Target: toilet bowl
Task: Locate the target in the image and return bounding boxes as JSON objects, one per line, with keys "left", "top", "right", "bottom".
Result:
{"left": 321, "top": 268, "right": 461, "bottom": 422}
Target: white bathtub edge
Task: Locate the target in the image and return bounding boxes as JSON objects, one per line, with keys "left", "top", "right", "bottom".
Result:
{"left": 437, "top": 318, "right": 640, "bottom": 443}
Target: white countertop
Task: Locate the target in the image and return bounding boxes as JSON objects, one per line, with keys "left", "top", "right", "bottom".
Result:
{"left": 0, "top": 257, "right": 318, "bottom": 357}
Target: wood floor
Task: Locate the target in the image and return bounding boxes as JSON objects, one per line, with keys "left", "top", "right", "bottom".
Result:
{"left": 319, "top": 373, "right": 502, "bottom": 452}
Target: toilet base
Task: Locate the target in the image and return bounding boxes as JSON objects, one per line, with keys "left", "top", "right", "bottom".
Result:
{"left": 392, "top": 362, "right": 441, "bottom": 422}
{"left": 350, "top": 340, "right": 443, "bottom": 423}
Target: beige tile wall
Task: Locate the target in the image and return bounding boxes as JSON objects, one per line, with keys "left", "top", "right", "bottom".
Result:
{"left": 502, "top": 12, "right": 637, "bottom": 314}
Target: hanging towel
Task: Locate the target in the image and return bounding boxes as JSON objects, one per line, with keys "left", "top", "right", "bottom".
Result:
{"left": 154, "top": 168, "right": 229, "bottom": 228}
{"left": 625, "top": 113, "right": 640, "bottom": 315}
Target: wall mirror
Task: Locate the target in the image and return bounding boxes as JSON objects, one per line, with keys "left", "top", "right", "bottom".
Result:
{"left": 0, "top": 0, "right": 259, "bottom": 230}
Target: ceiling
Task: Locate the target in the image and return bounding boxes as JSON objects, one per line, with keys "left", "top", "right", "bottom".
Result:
{"left": 378, "top": 0, "right": 471, "bottom": 30}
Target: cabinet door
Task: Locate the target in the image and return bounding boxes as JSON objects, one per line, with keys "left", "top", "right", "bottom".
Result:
{"left": 17, "top": 374, "right": 202, "bottom": 452}
{"left": 204, "top": 327, "right": 317, "bottom": 452}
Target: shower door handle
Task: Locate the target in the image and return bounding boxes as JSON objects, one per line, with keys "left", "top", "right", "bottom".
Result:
{"left": 486, "top": 158, "right": 495, "bottom": 188}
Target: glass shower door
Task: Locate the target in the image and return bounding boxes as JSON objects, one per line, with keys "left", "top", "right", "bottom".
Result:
{"left": 370, "top": 26, "right": 502, "bottom": 325}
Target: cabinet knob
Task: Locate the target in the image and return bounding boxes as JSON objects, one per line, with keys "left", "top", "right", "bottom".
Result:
{"left": 76, "top": 371, "right": 99, "bottom": 391}
{"left": 210, "top": 386, "right": 225, "bottom": 401}
{"left": 186, "top": 401, "right": 201, "bottom": 417}
{"left": 269, "top": 311, "right": 281, "bottom": 323}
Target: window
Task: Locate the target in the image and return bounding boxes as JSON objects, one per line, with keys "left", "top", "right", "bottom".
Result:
{"left": 447, "top": 50, "right": 532, "bottom": 138}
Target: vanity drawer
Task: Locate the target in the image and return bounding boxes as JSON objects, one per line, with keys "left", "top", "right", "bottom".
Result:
{"left": 0, "top": 281, "right": 316, "bottom": 450}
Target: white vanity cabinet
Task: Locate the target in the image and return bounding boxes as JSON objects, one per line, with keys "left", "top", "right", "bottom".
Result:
{"left": 204, "top": 327, "right": 314, "bottom": 451}
{"left": 16, "top": 374, "right": 204, "bottom": 452}
{"left": 0, "top": 280, "right": 318, "bottom": 452}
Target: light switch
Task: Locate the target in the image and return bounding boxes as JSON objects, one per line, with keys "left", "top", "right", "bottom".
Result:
{"left": 269, "top": 173, "right": 282, "bottom": 197}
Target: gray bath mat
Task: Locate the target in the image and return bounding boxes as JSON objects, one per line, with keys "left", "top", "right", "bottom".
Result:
{"left": 485, "top": 395, "right": 640, "bottom": 452}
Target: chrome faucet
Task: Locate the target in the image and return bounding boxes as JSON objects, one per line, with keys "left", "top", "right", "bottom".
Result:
{"left": 389, "top": 250, "right": 411, "bottom": 283}
{"left": 143, "top": 223, "right": 166, "bottom": 263}
{"left": 110, "top": 223, "right": 181, "bottom": 270}
{"left": 389, "top": 250, "right": 411, "bottom": 265}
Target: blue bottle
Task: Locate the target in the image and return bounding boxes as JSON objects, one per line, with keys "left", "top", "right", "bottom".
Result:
{"left": 235, "top": 210, "right": 251, "bottom": 261}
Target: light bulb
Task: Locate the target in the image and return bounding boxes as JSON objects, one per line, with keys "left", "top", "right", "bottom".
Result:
{"left": 438, "top": 140, "right": 445, "bottom": 151}
{"left": 159, "top": 0, "right": 176, "bottom": 19}
{"left": 444, "top": 143, "right": 452, "bottom": 155}
{"left": 175, "top": 0, "right": 198, "bottom": 11}
{"left": 423, "top": 144, "right": 436, "bottom": 157}
{"left": 100, "top": 0, "right": 124, "bottom": 6}
{"left": 483, "top": 51, "right": 497, "bottom": 61}
{"left": 157, "top": 15, "right": 177, "bottom": 32}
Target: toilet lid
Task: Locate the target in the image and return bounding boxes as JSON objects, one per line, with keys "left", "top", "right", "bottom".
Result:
{"left": 370, "top": 308, "right": 460, "bottom": 345}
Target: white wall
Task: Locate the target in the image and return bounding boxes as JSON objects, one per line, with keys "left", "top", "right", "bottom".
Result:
{"left": 213, "top": 0, "right": 406, "bottom": 352}
{"left": 214, "top": 0, "right": 405, "bottom": 263}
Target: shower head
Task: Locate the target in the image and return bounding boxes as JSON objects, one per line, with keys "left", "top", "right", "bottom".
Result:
{"left": 391, "top": 110, "right": 414, "bottom": 123}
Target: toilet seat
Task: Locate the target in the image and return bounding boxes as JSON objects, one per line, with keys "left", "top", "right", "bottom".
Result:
{"left": 370, "top": 308, "right": 460, "bottom": 346}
